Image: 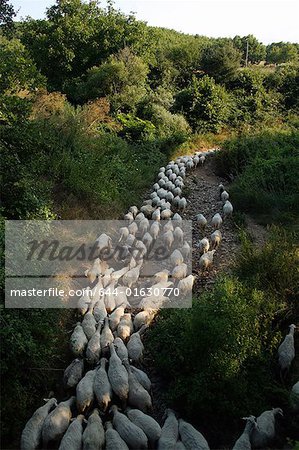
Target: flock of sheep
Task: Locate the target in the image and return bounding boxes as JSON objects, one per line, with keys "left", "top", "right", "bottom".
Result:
{"left": 20, "top": 150, "right": 298, "bottom": 450}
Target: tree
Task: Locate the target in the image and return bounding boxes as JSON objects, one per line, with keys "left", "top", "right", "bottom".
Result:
{"left": 266, "top": 42, "right": 299, "bottom": 64}
{"left": 233, "top": 34, "right": 266, "bottom": 65}
{"left": 0, "top": 0, "right": 16, "bottom": 34}
{"left": 174, "top": 75, "right": 231, "bottom": 132}
{"left": 200, "top": 39, "right": 242, "bottom": 83}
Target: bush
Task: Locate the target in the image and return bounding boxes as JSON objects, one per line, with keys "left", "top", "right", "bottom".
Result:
{"left": 215, "top": 129, "right": 299, "bottom": 223}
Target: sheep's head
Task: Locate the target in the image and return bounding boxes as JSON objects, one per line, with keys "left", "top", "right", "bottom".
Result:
{"left": 290, "top": 324, "right": 296, "bottom": 331}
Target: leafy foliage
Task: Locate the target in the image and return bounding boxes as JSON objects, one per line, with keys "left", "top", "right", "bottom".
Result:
{"left": 200, "top": 39, "right": 242, "bottom": 83}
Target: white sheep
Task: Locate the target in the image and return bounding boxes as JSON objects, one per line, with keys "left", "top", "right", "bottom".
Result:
{"left": 140, "top": 204, "right": 155, "bottom": 217}
{"left": 70, "top": 322, "right": 88, "bottom": 357}
{"left": 58, "top": 415, "right": 84, "bottom": 450}
{"left": 82, "top": 409, "right": 105, "bottom": 450}
{"left": 139, "top": 217, "right": 150, "bottom": 235}
{"left": 161, "top": 209, "right": 173, "bottom": 220}
{"left": 223, "top": 200, "right": 233, "bottom": 218}
{"left": 117, "top": 313, "right": 134, "bottom": 342}
{"left": 123, "top": 360, "right": 152, "bottom": 413}
{"left": 173, "top": 195, "right": 180, "bottom": 208}
{"left": 127, "top": 329, "right": 144, "bottom": 363}
{"left": 211, "top": 230, "right": 222, "bottom": 249}
{"left": 76, "top": 369, "right": 96, "bottom": 414}
{"left": 86, "top": 322, "right": 102, "bottom": 365}
{"left": 178, "top": 197, "right": 187, "bottom": 212}
{"left": 122, "top": 265, "right": 141, "bottom": 289}
{"left": 108, "top": 343, "right": 129, "bottom": 402}
{"left": 196, "top": 213, "right": 207, "bottom": 230}
{"left": 133, "top": 310, "right": 156, "bottom": 331}
{"left": 211, "top": 213, "right": 223, "bottom": 229}
{"left": 105, "top": 421, "right": 129, "bottom": 450}
{"left": 130, "top": 366, "right": 151, "bottom": 392}
{"left": 114, "top": 337, "right": 129, "bottom": 361}
{"left": 128, "top": 221, "right": 138, "bottom": 236}
{"left": 174, "top": 226, "right": 184, "bottom": 247}
{"left": 221, "top": 190, "right": 229, "bottom": 202}
{"left": 85, "top": 258, "right": 103, "bottom": 284}
{"left": 93, "top": 298, "right": 107, "bottom": 323}
{"left": 180, "top": 242, "right": 191, "bottom": 260}
{"left": 153, "top": 270, "right": 170, "bottom": 283}
{"left": 124, "top": 212, "right": 134, "bottom": 223}
{"left": 100, "top": 317, "right": 114, "bottom": 353}
{"left": 150, "top": 221, "right": 160, "bottom": 240}
{"left": 199, "top": 250, "right": 216, "bottom": 273}
{"left": 170, "top": 249, "right": 184, "bottom": 267}
{"left": 173, "top": 213, "right": 183, "bottom": 224}
{"left": 95, "top": 233, "right": 112, "bottom": 254}
{"left": 278, "top": 324, "right": 296, "bottom": 373}
{"left": 153, "top": 183, "right": 160, "bottom": 191}
{"left": 81, "top": 306, "right": 97, "bottom": 340}
{"left": 232, "top": 416, "right": 256, "bottom": 450}
{"left": 129, "top": 206, "right": 138, "bottom": 217}
{"left": 199, "top": 155, "right": 205, "bottom": 165}
{"left": 163, "top": 230, "right": 174, "bottom": 251}
{"left": 171, "top": 263, "right": 188, "bottom": 281}
{"left": 63, "top": 359, "right": 84, "bottom": 389}
{"left": 179, "top": 418, "right": 210, "bottom": 450}
{"left": 251, "top": 408, "right": 283, "bottom": 448}
{"left": 102, "top": 267, "right": 115, "bottom": 288}
{"left": 197, "top": 237, "right": 210, "bottom": 254}
{"left": 152, "top": 208, "right": 161, "bottom": 221}
{"left": 135, "top": 212, "right": 145, "bottom": 222}
{"left": 127, "top": 408, "right": 161, "bottom": 447}
{"left": 110, "top": 405, "right": 148, "bottom": 449}
{"left": 177, "top": 275, "right": 195, "bottom": 297}
{"left": 21, "top": 398, "right": 57, "bottom": 450}
{"left": 109, "top": 306, "right": 125, "bottom": 332}
{"left": 93, "top": 358, "right": 112, "bottom": 413}
{"left": 42, "top": 397, "right": 75, "bottom": 447}
{"left": 158, "top": 409, "right": 179, "bottom": 450}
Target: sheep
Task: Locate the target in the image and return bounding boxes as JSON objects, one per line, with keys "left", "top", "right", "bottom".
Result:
{"left": 161, "top": 209, "right": 173, "bottom": 220}
{"left": 129, "top": 206, "right": 138, "bottom": 217}
{"left": 174, "top": 226, "right": 184, "bottom": 247}
{"left": 127, "top": 329, "right": 144, "bottom": 363}
{"left": 93, "top": 298, "right": 107, "bottom": 323}
{"left": 199, "top": 155, "right": 205, "bottom": 165}
{"left": 169, "top": 173, "right": 177, "bottom": 182}
{"left": 42, "top": 397, "right": 75, "bottom": 447}
{"left": 21, "top": 398, "right": 57, "bottom": 450}
{"left": 179, "top": 418, "right": 210, "bottom": 450}
{"left": 159, "top": 166, "right": 166, "bottom": 172}
{"left": 178, "top": 197, "right": 187, "bottom": 212}
{"left": 142, "top": 232, "right": 153, "bottom": 252}
{"left": 218, "top": 183, "right": 224, "bottom": 197}
{"left": 150, "top": 221, "right": 160, "bottom": 240}
{"left": 157, "top": 188, "right": 167, "bottom": 200}
{"left": 278, "top": 324, "right": 296, "bottom": 374}
{"left": 221, "top": 190, "right": 229, "bottom": 202}
{"left": 104, "top": 281, "right": 117, "bottom": 312}
{"left": 117, "top": 313, "right": 134, "bottom": 342}
{"left": 81, "top": 306, "right": 97, "bottom": 340}
{"left": 193, "top": 155, "right": 200, "bottom": 167}
{"left": 100, "top": 317, "right": 114, "bottom": 353}
{"left": 251, "top": 408, "right": 283, "bottom": 448}
{"left": 170, "top": 249, "right": 184, "bottom": 267}
{"left": 86, "top": 322, "right": 102, "bottom": 365}
{"left": 211, "top": 230, "right": 222, "bottom": 249}
{"left": 159, "top": 179, "right": 166, "bottom": 188}
{"left": 158, "top": 171, "right": 165, "bottom": 179}
{"left": 128, "top": 221, "right": 138, "bottom": 236}
{"left": 127, "top": 408, "right": 161, "bottom": 447}
{"left": 133, "top": 309, "right": 156, "bottom": 331}
{"left": 171, "top": 263, "right": 188, "bottom": 281}
{"left": 76, "top": 369, "right": 96, "bottom": 413}
{"left": 164, "top": 220, "right": 174, "bottom": 233}
{"left": 180, "top": 242, "right": 191, "bottom": 260}
{"left": 77, "top": 287, "right": 92, "bottom": 315}
{"left": 63, "top": 359, "right": 84, "bottom": 389}
{"left": 163, "top": 230, "right": 174, "bottom": 251}
{"left": 118, "top": 227, "right": 129, "bottom": 243}
{"left": 140, "top": 204, "right": 155, "bottom": 217}
{"left": 130, "top": 366, "right": 151, "bottom": 392}
{"left": 153, "top": 270, "right": 170, "bottom": 283}
{"left": 58, "top": 414, "right": 84, "bottom": 450}
{"left": 102, "top": 267, "right": 115, "bottom": 288}
{"left": 199, "top": 250, "right": 216, "bottom": 273}
{"left": 70, "top": 322, "right": 88, "bottom": 357}
{"left": 197, "top": 237, "right": 210, "bottom": 254}
{"left": 122, "top": 265, "right": 141, "bottom": 289}
{"left": 124, "top": 212, "right": 134, "bottom": 223}
{"left": 82, "top": 409, "right": 105, "bottom": 450}
{"left": 139, "top": 217, "right": 150, "bottom": 236}
{"left": 134, "top": 239, "right": 148, "bottom": 258}
{"left": 105, "top": 421, "right": 129, "bottom": 450}
{"left": 211, "top": 213, "right": 223, "bottom": 229}
{"left": 108, "top": 343, "right": 129, "bottom": 402}
{"left": 290, "top": 381, "right": 299, "bottom": 411}
{"left": 153, "top": 183, "right": 160, "bottom": 191}
{"left": 173, "top": 186, "right": 182, "bottom": 197}
{"left": 196, "top": 213, "right": 207, "bottom": 230}
{"left": 175, "top": 441, "right": 187, "bottom": 449}
{"left": 173, "top": 195, "right": 181, "bottom": 208}
{"left": 158, "top": 409, "right": 179, "bottom": 450}
{"left": 166, "top": 191, "right": 174, "bottom": 203}
{"left": 123, "top": 360, "right": 152, "bottom": 412}
{"left": 126, "top": 233, "right": 136, "bottom": 247}
{"left": 177, "top": 275, "right": 195, "bottom": 297}
{"left": 135, "top": 212, "right": 145, "bottom": 222}
{"left": 223, "top": 200, "right": 233, "bottom": 218}
{"left": 95, "top": 233, "right": 112, "bottom": 255}
{"left": 111, "top": 266, "right": 129, "bottom": 283}
{"left": 232, "top": 416, "right": 256, "bottom": 450}
{"left": 110, "top": 405, "right": 148, "bottom": 449}
{"left": 114, "top": 337, "right": 129, "bottom": 361}
{"left": 152, "top": 208, "right": 161, "bottom": 221}
{"left": 173, "top": 213, "right": 183, "bottom": 224}
{"left": 93, "top": 358, "right": 112, "bottom": 413}
{"left": 108, "top": 306, "right": 125, "bottom": 332}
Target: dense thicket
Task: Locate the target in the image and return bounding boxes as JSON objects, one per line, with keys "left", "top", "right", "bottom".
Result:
{"left": 1, "top": 0, "right": 299, "bottom": 448}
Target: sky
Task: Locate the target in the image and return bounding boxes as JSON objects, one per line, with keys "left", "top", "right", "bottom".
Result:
{"left": 11, "top": 0, "right": 299, "bottom": 45}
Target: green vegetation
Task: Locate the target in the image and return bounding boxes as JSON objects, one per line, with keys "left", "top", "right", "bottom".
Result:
{"left": 1, "top": 0, "right": 299, "bottom": 447}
